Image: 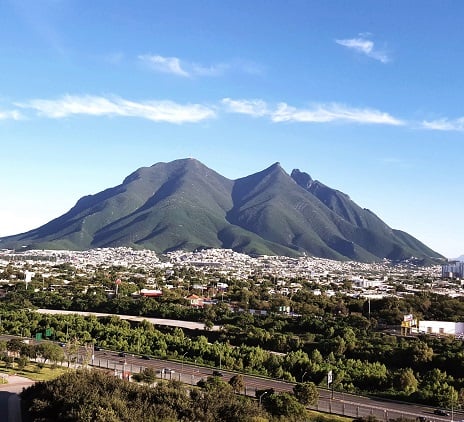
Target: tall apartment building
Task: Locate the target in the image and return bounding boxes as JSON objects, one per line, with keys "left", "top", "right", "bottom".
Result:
{"left": 442, "top": 260, "right": 464, "bottom": 278}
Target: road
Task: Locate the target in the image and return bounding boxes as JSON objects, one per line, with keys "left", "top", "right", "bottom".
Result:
{"left": 89, "top": 348, "right": 464, "bottom": 421}
{"left": 36, "top": 308, "right": 221, "bottom": 331}
{"left": 2, "top": 334, "right": 463, "bottom": 421}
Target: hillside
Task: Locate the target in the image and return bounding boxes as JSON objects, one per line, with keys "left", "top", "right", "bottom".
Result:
{"left": 0, "top": 158, "right": 444, "bottom": 263}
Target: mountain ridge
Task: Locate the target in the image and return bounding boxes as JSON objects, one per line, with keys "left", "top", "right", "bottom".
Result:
{"left": 0, "top": 158, "right": 444, "bottom": 264}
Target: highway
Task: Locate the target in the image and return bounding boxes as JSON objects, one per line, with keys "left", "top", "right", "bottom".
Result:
{"left": 89, "top": 348, "right": 464, "bottom": 421}
{"left": 1, "top": 335, "right": 463, "bottom": 421}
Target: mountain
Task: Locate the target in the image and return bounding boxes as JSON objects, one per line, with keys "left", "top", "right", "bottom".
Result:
{"left": 0, "top": 158, "right": 444, "bottom": 263}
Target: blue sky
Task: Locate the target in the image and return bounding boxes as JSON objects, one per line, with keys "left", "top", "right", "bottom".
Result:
{"left": 0, "top": 0, "right": 462, "bottom": 258}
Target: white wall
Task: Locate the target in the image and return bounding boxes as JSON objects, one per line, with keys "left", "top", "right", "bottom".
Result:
{"left": 418, "top": 320, "right": 464, "bottom": 336}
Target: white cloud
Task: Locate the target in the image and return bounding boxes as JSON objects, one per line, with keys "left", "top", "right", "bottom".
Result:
{"left": 222, "top": 98, "right": 269, "bottom": 117}
{"left": 223, "top": 98, "right": 402, "bottom": 126}
{"left": 422, "top": 118, "right": 464, "bottom": 131}
{"left": 139, "top": 54, "right": 262, "bottom": 77}
{"left": 336, "top": 36, "right": 389, "bottom": 63}
{"left": 272, "top": 103, "right": 402, "bottom": 125}
{"left": 14, "top": 95, "right": 403, "bottom": 126}
{"left": 17, "top": 95, "right": 216, "bottom": 123}
{"left": 0, "top": 109, "right": 22, "bottom": 120}
{"left": 138, "top": 54, "right": 190, "bottom": 77}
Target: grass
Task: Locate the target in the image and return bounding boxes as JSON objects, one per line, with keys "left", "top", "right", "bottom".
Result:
{"left": 306, "top": 410, "right": 353, "bottom": 422}
{"left": 0, "top": 361, "right": 70, "bottom": 382}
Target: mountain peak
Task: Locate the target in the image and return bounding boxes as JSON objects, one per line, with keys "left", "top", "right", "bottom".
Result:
{"left": 261, "top": 162, "right": 284, "bottom": 174}
{"left": 291, "top": 169, "right": 314, "bottom": 189}
{"left": 0, "top": 158, "right": 444, "bottom": 263}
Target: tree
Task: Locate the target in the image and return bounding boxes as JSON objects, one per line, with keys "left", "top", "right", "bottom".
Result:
{"left": 263, "top": 392, "right": 308, "bottom": 420}
{"left": 64, "top": 337, "right": 80, "bottom": 367}
{"left": 229, "top": 374, "right": 245, "bottom": 394}
{"left": 17, "top": 355, "right": 29, "bottom": 371}
{"left": 7, "top": 338, "right": 23, "bottom": 358}
{"left": 133, "top": 367, "right": 157, "bottom": 385}
{"left": 293, "top": 382, "right": 319, "bottom": 406}
{"left": 204, "top": 319, "right": 214, "bottom": 331}
{"left": 393, "top": 368, "right": 418, "bottom": 395}
{"left": 37, "top": 342, "right": 65, "bottom": 365}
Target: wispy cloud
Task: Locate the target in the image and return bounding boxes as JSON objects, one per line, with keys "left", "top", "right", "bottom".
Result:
{"left": 422, "top": 118, "right": 464, "bottom": 131}
{"left": 272, "top": 103, "right": 402, "bottom": 125}
{"left": 222, "top": 98, "right": 403, "bottom": 126}
{"left": 17, "top": 95, "right": 216, "bottom": 123}
{"left": 11, "top": 95, "right": 403, "bottom": 126}
{"left": 138, "top": 55, "right": 190, "bottom": 77}
{"left": 191, "top": 62, "right": 230, "bottom": 77}
{"left": 139, "top": 54, "right": 262, "bottom": 78}
{"left": 336, "top": 36, "right": 389, "bottom": 63}
{"left": 222, "top": 98, "right": 269, "bottom": 117}
{"left": 0, "top": 109, "right": 22, "bottom": 120}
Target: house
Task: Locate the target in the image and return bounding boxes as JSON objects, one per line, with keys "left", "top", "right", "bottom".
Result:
{"left": 186, "top": 294, "right": 205, "bottom": 307}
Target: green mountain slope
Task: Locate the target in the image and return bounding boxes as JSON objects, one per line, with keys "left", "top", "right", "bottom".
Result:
{"left": 0, "top": 158, "right": 444, "bottom": 263}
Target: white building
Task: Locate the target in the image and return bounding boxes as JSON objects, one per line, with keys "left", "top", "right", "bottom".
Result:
{"left": 353, "top": 278, "right": 385, "bottom": 288}
{"left": 418, "top": 320, "right": 464, "bottom": 336}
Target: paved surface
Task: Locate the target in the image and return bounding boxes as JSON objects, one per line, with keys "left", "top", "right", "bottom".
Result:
{"left": 0, "top": 374, "right": 35, "bottom": 422}
{"left": 36, "top": 308, "right": 221, "bottom": 331}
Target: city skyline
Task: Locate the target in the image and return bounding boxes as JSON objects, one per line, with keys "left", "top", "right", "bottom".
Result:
{"left": 0, "top": 1, "right": 462, "bottom": 258}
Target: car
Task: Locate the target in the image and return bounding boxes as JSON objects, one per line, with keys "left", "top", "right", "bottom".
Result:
{"left": 118, "top": 352, "right": 126, "bottom": 358}
{"left": 212, "top": 370, "right": 223, "bottom": 377}
{"left": 94, "top": 346, "right": 101, "bottom": 351}
{"left": 142, "top": 355, "right": 151, "bottom": 360}
{"left": 433, "top": 409, "right": 450, "bottom": 416}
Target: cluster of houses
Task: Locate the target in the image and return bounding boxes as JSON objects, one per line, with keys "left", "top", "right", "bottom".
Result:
{"left": 2, "top": 247, "right": 464, "bottom": 337}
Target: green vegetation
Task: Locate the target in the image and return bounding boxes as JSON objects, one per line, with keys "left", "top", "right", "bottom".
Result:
{"left": 21, "top": 369, "right": 315, "bottom": 421}
{"left": 2, "top": 287, "right": 464, "bottom": 409}
{"left": 0, "top": 362, "right": 68, "bottom": 381}
{"left": 1, "top": 257, "right": 464, "bottom": 412}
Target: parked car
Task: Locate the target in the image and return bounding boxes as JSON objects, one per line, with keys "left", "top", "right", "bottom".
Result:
{"left": 434, "top": 409, "right": 450, "bottom": 416}
{"left": 142, "top": 355, "right": 151, "bottom": 360}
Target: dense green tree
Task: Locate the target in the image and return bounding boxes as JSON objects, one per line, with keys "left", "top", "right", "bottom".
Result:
{"left": 293, "top": 381, "right": 319, "bottom": 406}
{"left": 263, "top": 392, "right": 308, "bottom": 421}
{"left": 392, "top": 368, "right": 418, "bottom": 395}
{"left": 36, "top": 342, "right": 65, "bottom": 365}
{"left": 21, "top": 369, "right": 267, "bottom": 422}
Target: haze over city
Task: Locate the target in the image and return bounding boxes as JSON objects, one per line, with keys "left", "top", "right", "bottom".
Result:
{"left": 0, "top": 1, "right": 462, "bottom": 258}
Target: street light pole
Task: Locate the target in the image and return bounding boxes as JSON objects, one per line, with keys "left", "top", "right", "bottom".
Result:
{"left": 181, "top": 351, "right": 188, "bottom": 375}
{"left": 301, "top": 371, "right": 307, "bottom": 383}
{"left": 259, "top": 391, "right": 269, "bottom": 407}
